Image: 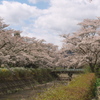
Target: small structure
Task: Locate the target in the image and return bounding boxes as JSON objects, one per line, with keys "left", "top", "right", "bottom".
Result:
{"left": 52, "top": 68, "right": 84, "bottom": 80}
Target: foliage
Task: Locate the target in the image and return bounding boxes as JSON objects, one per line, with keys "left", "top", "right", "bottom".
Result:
{"left": 0, "top": 18, "right": 59, "bottom": 69}
{"left": 35, "top": 73, "right": 96, "bottom": 100}
{"left": 93, "top": 78, "right": 100, "bottom": 97}
{"left": 94, "top": 66, "right": 100, "bottom": 78}
{"left": 95, "top": 78, "right": 100, "bottom": 87}
{"left": 60, "top": 18, "right": 100, "bottom": 72}
{"left": 84, "top": 66, "right": 92, "bottom": 73}
{"left": 0, "top": 67, "right": 57, "bottom": 83}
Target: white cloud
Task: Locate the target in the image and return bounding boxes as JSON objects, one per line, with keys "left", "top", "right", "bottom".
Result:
{"left": 34, "top": 0, "right": 99, "bottom": 35}
{"left": 21, "top": 25, "right": 63, "bottom": 47}
{"left": 28, "top": 0, "right": 50, "bottom": 4}
{"left": 0, "top": 1, "right": 42, "bottom": 25}
{"left": 0, "top": 0, "right": 100, "bottom": 47}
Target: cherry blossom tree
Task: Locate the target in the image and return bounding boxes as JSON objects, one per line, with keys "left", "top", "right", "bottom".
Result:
{"left": 61, "top": 18, "right": 100, "bottom": 72}
{"left": 0, "top": 18, "right": 59, "bottom": 68}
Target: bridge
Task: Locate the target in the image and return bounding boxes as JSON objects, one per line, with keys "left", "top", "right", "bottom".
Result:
{"left": 52, "top": 69, "right": 84, "bottom": 74}
{"left": 51, "top": 69, "right": 84, "bottom": 79}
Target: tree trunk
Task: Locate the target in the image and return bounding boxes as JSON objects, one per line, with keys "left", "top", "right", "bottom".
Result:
{"left": 89, "top": 63, "right": 95, "bottom": 73}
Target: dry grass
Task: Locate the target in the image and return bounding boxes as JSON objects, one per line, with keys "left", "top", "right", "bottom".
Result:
{"left": 34, "top": 73, "right": 96, "bottom": 100}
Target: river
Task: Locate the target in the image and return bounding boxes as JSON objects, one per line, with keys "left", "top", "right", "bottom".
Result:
{"left": 0, "top": 74, "right": 74, "bottom": 100}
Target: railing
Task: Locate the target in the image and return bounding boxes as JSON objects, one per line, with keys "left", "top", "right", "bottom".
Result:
{"left": 52, "top": 69, "right": 84, "bottom": 73}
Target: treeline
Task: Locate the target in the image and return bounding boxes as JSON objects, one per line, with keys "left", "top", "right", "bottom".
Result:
{"left": 1, "top": 17, "right": 100, "bottom": 73}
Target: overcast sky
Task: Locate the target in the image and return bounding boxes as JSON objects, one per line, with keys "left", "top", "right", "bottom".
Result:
{"left": 0, "top": 0, "right": 100, "bottom": 47}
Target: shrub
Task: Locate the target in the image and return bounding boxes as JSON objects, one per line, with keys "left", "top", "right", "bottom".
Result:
{"left": 84, "top": 66, "right": 92, "bottom": 73}
{"left": 31, "top": 68, "right": 56, "bottom": 83}
{"left": 0, "top": 68, "right": 12, "bottom": 80}
{"left": 0, "top": 67, "right": 57, "bottom": 83}
{"left": 96, "top": 78, "right": 100, "bottom": 87}
{"left": 95, "top": 67, "right": 100, "bottom": 78}
{"left": 35, "top": 73, "right": 96, "bottom": 100}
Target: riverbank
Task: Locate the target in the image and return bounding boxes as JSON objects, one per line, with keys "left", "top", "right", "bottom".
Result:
{"left": 0, "top": 74, "right": 72, "bottom": 100}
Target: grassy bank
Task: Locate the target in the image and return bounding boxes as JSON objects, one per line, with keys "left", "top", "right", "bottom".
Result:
{"left": 0, "top": 67, "right": 58, "bottom": 83}
{"left": 35, "top": 73, "right": 96, "bottom": 100}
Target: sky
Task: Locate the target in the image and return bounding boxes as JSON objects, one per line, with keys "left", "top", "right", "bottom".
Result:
{"left": 0, "top": 0, "right": 100, "bottom": 48}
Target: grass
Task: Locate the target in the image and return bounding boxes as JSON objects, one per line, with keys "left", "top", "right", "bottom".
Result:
{"left": 34, "top": 73, "right": 96, "bottom": 100}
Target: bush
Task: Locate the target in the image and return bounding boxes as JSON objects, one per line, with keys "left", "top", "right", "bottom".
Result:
{"left": 0, "top": 67, "right": 57, "bottom": 83}
{"left": 84, "top": 66, "right": 92, "bottom": 73}
{"left": 96, "top": 78, "right": 100, "bottom": 87}
{"left": 94, "top": 66, "right": 100, "bottom": 78}
{"left": 35, "top": 73, "right": 96, "bottom": 100}
{"left": 31, "top": 68, "right": 56, "bottom": 83}
{"left": 0, "top": 68, "right": 12, "bottom": 80}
